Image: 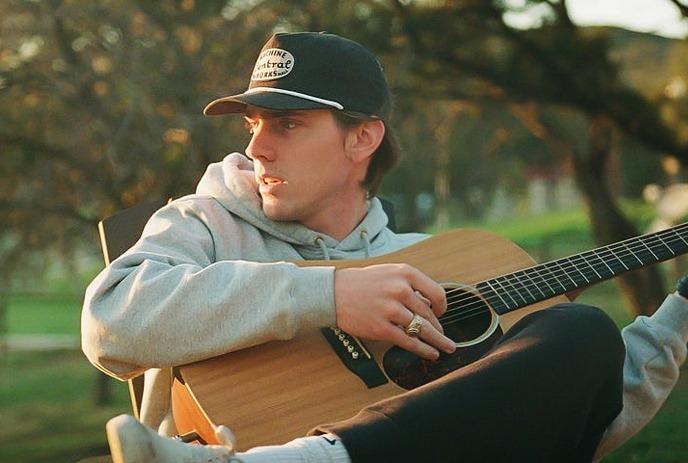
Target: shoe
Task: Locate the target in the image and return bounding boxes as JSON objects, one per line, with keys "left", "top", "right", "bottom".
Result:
{"left": 106, "top": 414, "right": 242, "bottom": 463}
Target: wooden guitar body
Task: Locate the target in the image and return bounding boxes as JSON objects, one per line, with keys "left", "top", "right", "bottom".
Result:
{"left": 171, "top": 229, "right": 570, "bottom": 449}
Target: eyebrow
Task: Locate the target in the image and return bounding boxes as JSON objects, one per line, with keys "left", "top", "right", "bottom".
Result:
{"left": 244, "top": 109, "right": 308, "bottom": 119}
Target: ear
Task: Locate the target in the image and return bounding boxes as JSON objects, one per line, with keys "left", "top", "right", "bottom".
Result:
{"left": 345, "top": 120, "right": 385, "bottom": 163}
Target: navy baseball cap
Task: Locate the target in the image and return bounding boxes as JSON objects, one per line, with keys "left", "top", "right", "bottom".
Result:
{"left": 203, "top": 32, "right": 391, "bottom": 119}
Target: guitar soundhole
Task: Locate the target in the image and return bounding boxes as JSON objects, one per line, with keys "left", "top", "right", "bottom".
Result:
{"left": 381, "top": 285, "right": 501, "bottom": 390}
{"left": 441, "top": 286, "right": 492, "bottom": 344}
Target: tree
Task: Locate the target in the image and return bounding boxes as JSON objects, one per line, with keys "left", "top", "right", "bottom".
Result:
{"left": 2, "top": 0, "right": 687, "bottom": 320}
{"left": 386, "top": 0, "right": 688, "bottom": 314}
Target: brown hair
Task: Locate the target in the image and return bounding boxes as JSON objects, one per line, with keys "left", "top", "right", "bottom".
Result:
{"left": 331, "top": 110, "right": 400, "bottom": 196}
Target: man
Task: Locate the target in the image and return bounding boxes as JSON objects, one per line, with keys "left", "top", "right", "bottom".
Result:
{"left": 82, "top": 32, "right": 688, "bottom": 463}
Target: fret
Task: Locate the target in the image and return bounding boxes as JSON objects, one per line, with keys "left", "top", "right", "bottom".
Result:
{"left": 480, "top": 281, "right": 511, "bottom": 313}
{"left": 551, "top": 259, "right": 578, "bottom": 288}
{"left": 491, "top": 277, "right": 521, "bottom": 309}
{"left": 578, "top": 251, "right": 604, "bottom": 279}
{"left": 540, "top": 262, "right": 570, "bottom": 293}
{"left": 606, "top": 245, "right": 629, "bottom": 271}
{"left": 485, "top": 295, "right": 508, "bottom": 314}
{"left": 512, "top": 271, "right": 538, "bottom": 302}
{"left": 588, "top": 249, "right": 615, "bottom": 278}
{"left": 645, "top": 234, "right": 675, "bottom": 259}
{"left": 525, "top": 266, "right": 556, "bottom": 297}
{"left": 639, "top": 239, "right": 660, "bottom": 260}
{"left": 660, "top": 229, "right": 688, "bottom": 254}
{"left": 621, "top": 241, "right": 644, "bottom": 266}
{"left": 497, "top": 274, "right": 531, "bottom": 306}
{"left": 472, "top": 222, "right": 688, "bottom": 317}
{"left": 562, "top": 257, "right": 590, "bottom": 285}
{"left": 474, "top": 286, "right": 496, "bottom": 309}
{"left": 664, "top": 230, "right": 688, "bottom": 252}
{"left": 595, "top": 247, "right": 626, "bottom": 274}
{"left": 519, "top": 267, "right": 547, "bottom": 302}
{"left": 592, "top": 248, "right": 616, "bottom": 275}
{"left": 673, "top": 229, "right": 688, "bottom": 247}
{"left": 655, "top": 234, "right": 676, "bottom": 255}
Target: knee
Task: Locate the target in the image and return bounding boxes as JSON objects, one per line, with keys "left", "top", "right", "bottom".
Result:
{"left": 548, "top": 303, "right": 617, "bottom": 334}
{"left": 545, "top": 303, "right": 625, "bottom": 366}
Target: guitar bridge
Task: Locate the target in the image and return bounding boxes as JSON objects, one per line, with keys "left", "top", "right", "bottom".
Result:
{"left": 321, "top": 327, "right": 388, "bottom": 389}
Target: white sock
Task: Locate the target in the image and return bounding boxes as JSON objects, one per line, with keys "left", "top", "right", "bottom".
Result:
{"left": 237, "top": 434, "right": 351, "bottom": 463}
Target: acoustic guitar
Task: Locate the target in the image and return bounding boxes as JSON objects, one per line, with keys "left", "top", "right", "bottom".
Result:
{"left": 171, "top": 224, "right": 688, "bottom": 450}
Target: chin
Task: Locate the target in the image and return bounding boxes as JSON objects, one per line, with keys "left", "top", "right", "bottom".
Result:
{"left": 261, "top": 203, "right": 295, "bottom": 222}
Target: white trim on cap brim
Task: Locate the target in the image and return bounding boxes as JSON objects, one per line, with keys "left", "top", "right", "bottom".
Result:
{"left": 244, "top": 87, "right": 344, "bottom": 110}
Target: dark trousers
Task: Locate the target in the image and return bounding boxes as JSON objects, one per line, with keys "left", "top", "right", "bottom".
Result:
{"left": 315, "top": 304, "right": 625, "bottom": 463}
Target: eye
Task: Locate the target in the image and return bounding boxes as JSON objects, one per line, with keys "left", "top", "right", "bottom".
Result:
{"left": 279, "top": 119, "right": 298, "bottom": 130}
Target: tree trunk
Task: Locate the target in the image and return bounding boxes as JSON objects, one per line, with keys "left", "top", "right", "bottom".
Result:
{"left": 571, "top": 115, "right": 665, "bottom": 316}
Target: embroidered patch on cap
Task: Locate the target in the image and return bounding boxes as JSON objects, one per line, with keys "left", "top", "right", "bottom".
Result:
{"left": 251, "top": 48, "right": 295, "bottom": 81}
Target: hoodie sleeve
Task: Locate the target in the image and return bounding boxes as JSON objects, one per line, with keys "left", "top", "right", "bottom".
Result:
{"left": 81, "top": 200, "right": 337, "bottom": 380}
{"left": 594, "top": 293, "right": 688, "bottom": 461}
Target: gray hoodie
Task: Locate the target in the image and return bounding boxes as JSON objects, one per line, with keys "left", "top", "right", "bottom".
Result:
{"left": 81, "top": 153, "right": 688, "bottom": 458}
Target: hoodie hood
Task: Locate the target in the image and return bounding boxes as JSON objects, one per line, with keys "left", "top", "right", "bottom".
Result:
{"left": 195, "top": 153, "right": 392, "bottom": 259}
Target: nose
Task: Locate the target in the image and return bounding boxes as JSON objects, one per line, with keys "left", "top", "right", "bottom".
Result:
{"left": 245, "top": 121, "right": 276, "bottom": 162}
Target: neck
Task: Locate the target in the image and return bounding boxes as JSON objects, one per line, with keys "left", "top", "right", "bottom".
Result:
{"left": 303, "top": 193, "right": 369, "bottom": 241}
{"left": 473, "top": 221, "right": 688, "bottom": 315}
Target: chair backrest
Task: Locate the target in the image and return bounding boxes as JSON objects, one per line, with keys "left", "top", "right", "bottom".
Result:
{"left": 99, "top": 198, "right": 170, "bottom": 266}
{"left": 98, "top": 198, "right": 169, "bottom": 419}
{"left": 97, "top": 196, "right": 398, "bottom": 417}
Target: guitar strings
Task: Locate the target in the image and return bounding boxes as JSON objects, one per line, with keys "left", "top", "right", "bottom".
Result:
{"left": 440, "top": 225, "right": 688, "bottom": 316}
{"left": 430, "top": 226, "right": 688, "bottom": 330}
{"left": 441, "top": 223, "right": 688, "bottom": 310}
{"left": 435, "top": 232, "right": 688, "bottom": 329}
{"left": 436, "top": 235, "right": 685, "bottom": 329}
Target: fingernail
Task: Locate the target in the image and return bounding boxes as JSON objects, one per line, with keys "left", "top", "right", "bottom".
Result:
{"left": 445, "top": 341, "right": 456, "bottom": 353}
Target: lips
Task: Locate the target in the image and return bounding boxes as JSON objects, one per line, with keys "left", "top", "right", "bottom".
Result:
{"left": 261, "top": 176, "right": 287, "bottom": 185}
{"left": 257, "top": 174, "right": 288, "bottom": 191}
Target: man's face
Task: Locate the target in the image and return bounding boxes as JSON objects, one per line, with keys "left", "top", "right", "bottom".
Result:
{"left": 244, "top": 107, "right": 364, "bottom": 232}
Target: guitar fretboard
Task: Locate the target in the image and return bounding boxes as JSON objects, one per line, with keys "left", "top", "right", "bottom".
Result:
{"left": 475, "top": 222, "right": 688, "bottom": 315}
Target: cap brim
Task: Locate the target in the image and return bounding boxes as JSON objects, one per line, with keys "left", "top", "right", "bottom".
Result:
{"left": 203, "top": 91, "right": 332, "bottom": 116}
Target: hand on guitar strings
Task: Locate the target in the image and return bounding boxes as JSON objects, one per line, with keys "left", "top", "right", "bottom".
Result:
{"left": 334, "top": 263, "right": 456, "bottom": 360}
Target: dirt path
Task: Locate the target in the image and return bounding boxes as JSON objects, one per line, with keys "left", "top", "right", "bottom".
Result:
{"left": 1, "top": 334, "right": 80, "bottom": 351}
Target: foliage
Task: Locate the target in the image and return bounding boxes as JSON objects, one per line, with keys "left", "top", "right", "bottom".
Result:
{"left": 0, "top": 1, "right": 686, "bottom": 323}
{"left": 2, "top": 0, "right": 687, "bottom": 269}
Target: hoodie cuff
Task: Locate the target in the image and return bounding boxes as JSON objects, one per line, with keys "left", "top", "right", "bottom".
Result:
{"left": 649, "top": 293, "right": 688, "bottom": 344}
{"left": 292, "top": 266, "right": 337, "bottom": 329}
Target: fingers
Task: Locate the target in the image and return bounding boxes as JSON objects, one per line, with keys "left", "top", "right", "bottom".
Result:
{"left": 405, "top": 290, "right": 443, "bottom": 333}
{"left": 415, "top": 316, "right": 456, "bottom": 356}
{"left": 388, "top": 324, "right": 441, "bottom": 360}
{"left": 388, "top": 317, "right": 455, "bottom": 360}
{"left": 405, "top": 267, "right": 448, "bottom": 318}
{"left": 333, "top": 263, "right": 454, "bottom": 361}
{"left": 389, "top": 308, "right": 455, "bottom": 358}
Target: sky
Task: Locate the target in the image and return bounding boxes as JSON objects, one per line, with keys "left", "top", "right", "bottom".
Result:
{"left": 504, "top": 0, "right": 688, "bottom": 38}
{"left": 569, "top": 0, "right": 688, "bottom": 38}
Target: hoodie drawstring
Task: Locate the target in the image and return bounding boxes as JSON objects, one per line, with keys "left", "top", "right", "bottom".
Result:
{"left": 360, "top": 229, "right": 371, "bottom": 258}
{"left": 314, "top": 230, "right": 371, "bottom": 260}
{"left": 314, "top": 237, "right": 331, "bottom": 260}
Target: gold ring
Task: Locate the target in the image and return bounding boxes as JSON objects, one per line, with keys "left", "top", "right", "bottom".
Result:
{"left": 405, "top": 314, "right": 423, "bottom": 337}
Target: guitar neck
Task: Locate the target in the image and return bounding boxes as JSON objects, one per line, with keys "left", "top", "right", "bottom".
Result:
{"left": 476, "top": 222, "right": 688, "bottom": 315}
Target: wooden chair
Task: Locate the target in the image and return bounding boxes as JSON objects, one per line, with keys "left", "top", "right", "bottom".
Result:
{"left": 97, "top": 196, "right": 397, "bottom": 418}
{"left": 97, "top": 198, "right": 170, "bottom": 418}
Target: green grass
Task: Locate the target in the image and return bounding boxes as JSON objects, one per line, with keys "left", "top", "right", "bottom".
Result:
{"left": 1, "top": 204, "right": 687, "bottom": 462}
{"left": 0, "top": 350, "right": 131, "bottom": 463}
{"left": 6, "top": 293, "right": 82, "bottom": 335}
